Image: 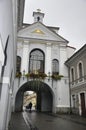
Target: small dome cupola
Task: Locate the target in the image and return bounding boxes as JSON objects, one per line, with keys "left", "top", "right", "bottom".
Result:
{"left": 33, "top": 9, "right": 45, "bottom": 23}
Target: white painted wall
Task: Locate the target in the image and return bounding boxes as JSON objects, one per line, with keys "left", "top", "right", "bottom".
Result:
{"left": 45, "top": 43, "right": 52, "bottom": 75}
{"left": 67, "top": 46, "right": 76, "bottom": 59}
{"left": 57, "top": 79, "right": 70, "bottom": 107}
{"left": 59, "top": 45, "right": 68, "bottom": 76}
{"left": 0, "top": 38, "right": 4, "bottom": 80}
{"left": 16, "top": 40, "right": 71, "bottom": 112}
{"left": 0, "top": 35, "right": 5, "bottom": 66}
{"left": 21, "top": 41, "right": 29, "bottom": 73}
{"left": 0, "top": 0, "right": 17, "bottom": 130}
{"left": 0, "top": 84, "right": 9, "bottom": 130}
{"left": 16, "top": 15, "right": 75, "bottom": 113}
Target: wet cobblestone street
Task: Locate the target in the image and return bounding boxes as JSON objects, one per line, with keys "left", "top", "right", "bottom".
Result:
{"left": 9, "top": 111, "right": 86, "bottom": 130}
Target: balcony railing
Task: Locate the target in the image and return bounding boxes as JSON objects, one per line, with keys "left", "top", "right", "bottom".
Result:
{"left": 16, "top": 71, "right": 64, "bottom": 81}
{"left": 70, "top": 75, "right": 86, "bottom": 88}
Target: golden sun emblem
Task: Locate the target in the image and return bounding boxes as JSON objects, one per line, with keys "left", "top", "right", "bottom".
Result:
{"left": 32, "top": 29, "right": 45, "bottom": 34}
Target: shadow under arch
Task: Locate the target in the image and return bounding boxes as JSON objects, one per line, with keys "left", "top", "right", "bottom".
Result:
{"left": 15, "top": 80, "right": 54, "bottom": 112}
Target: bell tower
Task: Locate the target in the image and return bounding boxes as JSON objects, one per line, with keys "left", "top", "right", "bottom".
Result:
{"left": 33, "top": 9, "right": 45, "bottom": 23}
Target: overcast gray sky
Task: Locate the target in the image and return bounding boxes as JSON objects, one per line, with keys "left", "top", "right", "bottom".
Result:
{"left": 24, "top": 0, "right": 86, "bottom": 50}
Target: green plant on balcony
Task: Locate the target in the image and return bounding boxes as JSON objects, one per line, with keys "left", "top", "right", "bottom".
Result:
{"left": 25, "top": 73, "right": 30, "bottom": 78}
{"left": 52, "top": 74, "right": 64, "bottom": 80}
{"left": 39, "top": 72, "right": 47, "bottom": 79}
{"left": 16, "top": 72, "right": 22, "bottom": 78}
{"left": 24, "top": 73, "right": 30, "bottom": 80}
{"left": 29, "top": 72, "right": 47, "bottom": 79}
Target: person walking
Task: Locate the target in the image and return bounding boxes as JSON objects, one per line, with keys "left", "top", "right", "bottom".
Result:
{"left": 28, "top": 102, "right": 32, "bottom": 112}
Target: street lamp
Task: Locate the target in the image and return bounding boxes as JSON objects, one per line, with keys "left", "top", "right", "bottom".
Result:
{"left": 48, "top": 71, "right": 51, "bottom": 81}
{"left": 22, "top": 70, "right": 25, "bottom": 80}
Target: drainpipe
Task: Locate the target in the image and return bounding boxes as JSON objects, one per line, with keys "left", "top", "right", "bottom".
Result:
{"left": 68, "top": 66, "right": 72, "bottom": 114}
{"left": 0, "top": 62, "right": 2, "bottom": 82}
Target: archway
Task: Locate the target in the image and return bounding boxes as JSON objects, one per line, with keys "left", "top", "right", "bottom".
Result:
{"left": 23, "top": 91, "right": 37, "bottom": 111}
{"left": 15, "top": 81, "right": 53, "bottom": 112}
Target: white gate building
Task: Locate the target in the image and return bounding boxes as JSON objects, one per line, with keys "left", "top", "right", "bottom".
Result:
{"left": 14, "top": 10, "right": 75, "bottom": 114}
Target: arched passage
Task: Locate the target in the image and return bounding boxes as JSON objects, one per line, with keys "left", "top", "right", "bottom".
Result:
{"left": 15, "top": 81, "right": 53, "bottom": 112}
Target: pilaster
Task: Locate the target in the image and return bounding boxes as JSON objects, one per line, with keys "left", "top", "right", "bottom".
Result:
{"left": 59, "top": 45, "right": 68, "bottom": 76}
{"left": 21, "top": 40, "right": 29, "bottom": 73}
{"left": 45, "top": 43, "right": 52, "bottom": 75}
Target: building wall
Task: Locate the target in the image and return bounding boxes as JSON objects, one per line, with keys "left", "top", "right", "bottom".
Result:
{"left": 67, "top": 46, "right": 76, "bottom": 59}
{"left": 17, "top": 0, "right": 25, "bottom": 30}
{"left": 0, "top": 35, "right": 5, "bottom": 85}
{"left": 66, "top": 45, "right": 86, "bottom": 116}
{"left": 15, "top": 9, "right": 76, "bottom": 114}
{"left": 0, "top": 0, "right": 17, "bottom": 130}
{"left": 69, "top": 51, "right": 86, "bottom": 81}
{"left": 16, "top": 39, "right": 74, "bottom": 113}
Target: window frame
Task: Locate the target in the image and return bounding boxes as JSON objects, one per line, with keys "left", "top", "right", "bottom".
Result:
{"left": 77, "top": 61, "right": 84, "bottom": 82}
{"left": 16, "top": 56, "right": 21, "bottom": 73}
{"left": 52, "top": 59, "right": 59, "bottom": 75}
{"left": 70, "top": 67, "right": 75, "bottom": 84}
{"left": 29, "top": 49, "right": 45, "bottom": 73}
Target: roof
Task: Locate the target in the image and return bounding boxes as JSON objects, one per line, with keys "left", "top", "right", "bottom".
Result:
{"left": 65, "top": 44, "right": 86, "bottom": 66}
{"left": 22, "top": 23, "right": 60, "bottom": 31}
{"left": 66, "top": 45, "right": 76, "bottom": 50}
{"left": 19, "top": 22, "right": 69, "bottom": 43}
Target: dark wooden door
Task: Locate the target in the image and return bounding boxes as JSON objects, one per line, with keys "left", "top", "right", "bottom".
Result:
{"left": 80, "top": 93, "right": 86, "bottom": 116}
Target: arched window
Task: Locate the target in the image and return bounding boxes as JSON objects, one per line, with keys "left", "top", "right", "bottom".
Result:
{"left": 37, "top": 17, "right": 40, "bottom": 21}
{"left": 71, "top": 67, "right": 75, "bottom": 82}
{"left": 16, "top": 56, "right": 21, "bottom": 73}
{"left": 52, "top": 59, "right": 59, "bottom": 75}
{"left": 29, "top": 49, "right": 45, "bottom": 73}
{"left": 78, "top": 62, "right": 83, "bottom": 80}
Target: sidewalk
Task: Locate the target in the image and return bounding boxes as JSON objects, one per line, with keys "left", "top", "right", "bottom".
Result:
{"left": 8, "top": 112, "right": 30, "bottom": 130}
{"left": 52, "top": 113, "right": 86, "bottom": 126}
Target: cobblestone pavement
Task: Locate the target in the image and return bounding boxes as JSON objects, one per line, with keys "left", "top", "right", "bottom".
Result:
{"left": 26, "top": 112, "right": 86, "bottom": 130}
{"left": 8, "top": 111, "right": 86, "bottom": 130}
{"left": 8, "top": 112, "right": 30, "bottom": 130}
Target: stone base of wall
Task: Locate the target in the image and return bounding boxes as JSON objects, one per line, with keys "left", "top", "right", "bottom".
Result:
{"left": 56, "top": 107, "right": 79, "bottom": 115}
{"left": 71, "top": 108, "right": 79, "bottom": 115}
{"left": 56, "top": 107, "right": 70, "bottom": 114}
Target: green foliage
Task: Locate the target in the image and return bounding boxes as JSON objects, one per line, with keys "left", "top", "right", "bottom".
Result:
{"left": 25, "top": 73, "right": 30, "bottom": 77}
{"left": 16, "top": 72, "right": 22, "bottom": 78}
{"left": 29, "top": 72, "right": 47, "bottom": 79}
{"left": 52, "top": 74, "right": 64, "bottom": 80}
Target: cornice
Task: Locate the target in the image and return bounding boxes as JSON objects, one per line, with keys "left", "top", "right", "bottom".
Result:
{"left": 17, "top": 36, "right": 67, "bottom": 45}
{"left": 65, "top": 44, "right": 86, "bottom": 66}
